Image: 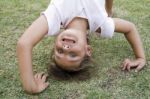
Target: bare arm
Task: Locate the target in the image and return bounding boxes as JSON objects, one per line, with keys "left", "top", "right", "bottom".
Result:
{"left": 105, "top": 0, "right": 113, "bottom": 17}
{"left": 17, "top": 15, "right": 49, "bottom": 94}
{"left": 113, "top": 18, "right": 146, "bottom": 71}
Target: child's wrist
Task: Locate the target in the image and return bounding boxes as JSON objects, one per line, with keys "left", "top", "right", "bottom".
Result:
{"left": 136, "top": 57, "right": 146, "bottom": 63}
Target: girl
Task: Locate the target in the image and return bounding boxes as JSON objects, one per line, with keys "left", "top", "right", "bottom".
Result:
{"left": 17, "top": 0, "right": 146, "bottom": 94}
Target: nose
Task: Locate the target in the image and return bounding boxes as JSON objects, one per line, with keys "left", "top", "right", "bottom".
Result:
{"left": 63, "top": 44, "right": 70, "bottom": 50}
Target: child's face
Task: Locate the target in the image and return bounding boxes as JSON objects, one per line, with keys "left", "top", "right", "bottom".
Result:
{"left": 54, "top": 29, "right": 91, "bottom": 71}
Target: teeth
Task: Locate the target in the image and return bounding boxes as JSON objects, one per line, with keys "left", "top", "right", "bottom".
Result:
{"left": 63, "top": 38, "right": 75, "bottom": 43}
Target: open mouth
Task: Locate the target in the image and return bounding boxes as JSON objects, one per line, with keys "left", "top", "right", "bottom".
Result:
{"left": 62, "top": 38, "right": 76, "bottom": 43}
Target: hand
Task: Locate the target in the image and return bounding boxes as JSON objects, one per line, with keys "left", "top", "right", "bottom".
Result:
{"left": 121, "top": 58, "right": 146, "bottom": 72}
{"left": 33, "top": 73, "right": 49, "bottom": 93}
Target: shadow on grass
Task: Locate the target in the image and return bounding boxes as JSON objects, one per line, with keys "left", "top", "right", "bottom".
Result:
{"left": 47, "top": 63, "right": 100, "bottom": 82}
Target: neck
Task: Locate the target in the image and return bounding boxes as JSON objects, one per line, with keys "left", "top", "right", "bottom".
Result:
{"left": 66, "top": 17, "right": 88, "bottom": 33}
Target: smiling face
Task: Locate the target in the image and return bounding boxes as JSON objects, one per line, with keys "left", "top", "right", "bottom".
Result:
{"left": 54, "top": 29, "right": 91, "bottom": 71}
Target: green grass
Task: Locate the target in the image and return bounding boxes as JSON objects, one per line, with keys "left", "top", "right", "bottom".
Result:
{"left": 0, "top": 0, "right": 150, "bottom": 98}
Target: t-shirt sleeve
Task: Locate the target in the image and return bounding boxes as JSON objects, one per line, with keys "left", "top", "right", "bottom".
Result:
{"left": 41, "top": 4, "right": 61, "bottom": 36}
{"left": 100, "top": 17, "right": 115, "bottom": 38}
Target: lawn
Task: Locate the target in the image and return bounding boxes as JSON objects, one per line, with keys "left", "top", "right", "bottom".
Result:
{"left": 0, "top": 0, "right": 150, "bottom": 98}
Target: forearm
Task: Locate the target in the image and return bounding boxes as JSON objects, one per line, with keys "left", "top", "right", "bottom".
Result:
{"left": 17, "top": 41, "right": 36, "bottom": 93}
{"left": 17, "top": 16, "right": 49, "bottom": 93}
{"left": 124, "top": 24, "right": 145, "bottom": 59}
{"left": 113, "top": 18, "right": 145, "bottom": 60}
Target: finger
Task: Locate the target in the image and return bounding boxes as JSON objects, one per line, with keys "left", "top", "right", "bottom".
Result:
{"left": 127, "top": 64, "right": 131, "bottom": 71}
{"left": 135, "top": 64, "right": 144, "bottom": 72}
{"left": 121, "top": 61, "right": 127, "bottom": 70}
{"left": 122, "top": 61, "right": 129, "bottom": 70}
{"left": 126, "top": 61, "right": 139, "bottom": 71}
{"left": 125, "top": 63, "right": 137, "bottom": 72}
{"left": 34, "top": 73, "right": 38, "bottom": 79}
{"left": 44, "top": 82, "right": 49, "bottom": 88}
{"left": 122, "top": 65, "right": 126, "bottom": 71}
{"left": 122, "top": 63, "right": 127, "bottom": 70}
{"left": 37, "top": 72, "right": 44, "bottom": 79}
{"left": 122, "top": 59, "right": 130, "bottom": 70}
{"left": 42, "top": 74, "right": 48, "bottom": 82}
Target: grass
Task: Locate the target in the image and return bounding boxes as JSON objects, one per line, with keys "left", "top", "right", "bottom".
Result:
{"left": 0, "top": 0, "right": 150, "bottom": 98}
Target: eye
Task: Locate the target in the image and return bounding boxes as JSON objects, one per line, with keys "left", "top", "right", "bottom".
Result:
{"left": 57, "top": 49, "right": 63, "bottom": 54}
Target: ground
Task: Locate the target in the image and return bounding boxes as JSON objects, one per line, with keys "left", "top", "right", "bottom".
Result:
{"left": 0, "top": 0, "right": 150, "bottom": 98}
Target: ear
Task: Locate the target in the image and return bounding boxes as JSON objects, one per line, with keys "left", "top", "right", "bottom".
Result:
{"left": 86, "top": 45, "right": 92, "bottom": 57}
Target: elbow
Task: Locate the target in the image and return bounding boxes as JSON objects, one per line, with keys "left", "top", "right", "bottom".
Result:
{"left": 17, "top": 37, "right": 29, "bottom": 48}
{"left": 16, "top": 36, "right": 33, "bottom": 59}
{"left": 128, "top": 22, "right": 136, "bottom": 33}
{"left": 17, "top": 36, "right": 33, "bottom": 51}
{"left": 125, "top": 22, "right": 137, "bottom": 36}
{"left": 17, "top": 38, "right": 24, "bottom": 54}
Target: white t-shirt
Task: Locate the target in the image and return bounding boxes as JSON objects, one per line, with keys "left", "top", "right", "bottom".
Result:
{"left": 42, "top": 0, "right": 115, "bottom": 38}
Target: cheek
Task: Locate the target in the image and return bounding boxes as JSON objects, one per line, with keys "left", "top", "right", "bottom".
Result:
{"left": 55, "top": 40, "right": 62, "bottom": 48}
{"left": 55, "top": 34, "right": 62, "bottom": 44}
{"left": 78, "top": 39, "right": 87, "bottom": 46}
{"left": 75, "top": 49, "right": 86, "bottom": 58}
{"left": 76, "top": 44, "right": 86, "bottom": 51}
